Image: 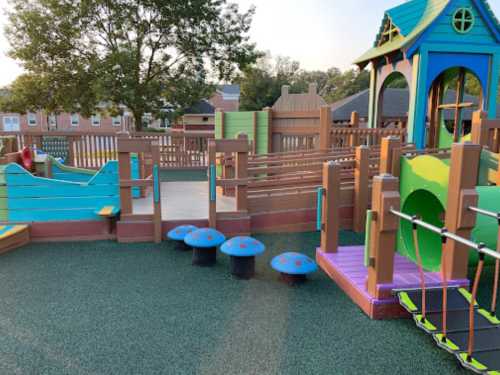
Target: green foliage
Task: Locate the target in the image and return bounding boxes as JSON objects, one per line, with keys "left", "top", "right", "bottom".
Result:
{"left": 237, "top": 55, "right": 371, "bottom": 110}
{"left": 5, "top": 0, "right": 259, "bottom": 129}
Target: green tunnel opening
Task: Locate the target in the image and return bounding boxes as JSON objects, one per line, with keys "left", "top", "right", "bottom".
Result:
{"left": 401, "top": 189, "right": 445, "bottom": 272}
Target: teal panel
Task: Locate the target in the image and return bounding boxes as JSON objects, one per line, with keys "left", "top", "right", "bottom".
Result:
{"left": 426, "top": 0, "right": 497, "bottom": 44}
{"left": 5, "top": 160, "right": 121, "bottom": 223}
{"left": 131, "top": 154, "right": 140, "bottom": 198}
{"left": 6, "top": 185, "right": 118, "bottom": 198}
{"left": 8, "top": 209, "right": 106, "bottom": 222}
{"left": 8, "top": 196, "right": 119, "bottom": 210}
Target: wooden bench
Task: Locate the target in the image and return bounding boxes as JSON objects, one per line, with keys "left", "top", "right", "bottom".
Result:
{"left": 95, "top": 206, "right": 120, "bottom": 233}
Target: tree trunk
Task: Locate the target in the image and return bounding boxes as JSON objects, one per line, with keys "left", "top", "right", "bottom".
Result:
{"left": 133, "top": 111, "right": 143, "bottom": 132}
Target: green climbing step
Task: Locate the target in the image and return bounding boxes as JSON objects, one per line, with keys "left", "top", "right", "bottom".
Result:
{"left": 396, "top": 287, "right": 500, "bottom": 374}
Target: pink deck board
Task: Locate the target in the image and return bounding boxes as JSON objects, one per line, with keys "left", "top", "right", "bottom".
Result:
{"left": 318, "top": 246, "right": 469, "bottom": 306}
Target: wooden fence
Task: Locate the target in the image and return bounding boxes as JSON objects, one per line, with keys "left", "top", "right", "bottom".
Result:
{"left": 3, "top": 130, "right": 213, "bottom": 169}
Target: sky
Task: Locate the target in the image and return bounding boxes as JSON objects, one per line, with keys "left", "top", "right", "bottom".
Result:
{"left": 0, "top": 0, "right": 499, "bottom": 87}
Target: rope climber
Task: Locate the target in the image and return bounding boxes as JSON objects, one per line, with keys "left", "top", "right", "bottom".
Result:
{"left": 391, "top": 207, "right": 500, "bottom": 373}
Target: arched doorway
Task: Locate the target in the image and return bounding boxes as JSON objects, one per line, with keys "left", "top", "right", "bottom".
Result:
{"left": 377, "top": 72, "right": 410, "bottom": 129}
{"left": 427, "top": 67, "right": 483, "bottom": 149}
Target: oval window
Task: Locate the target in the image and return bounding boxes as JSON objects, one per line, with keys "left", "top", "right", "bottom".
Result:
{"left": 452, "top": 8, "right": 474, "bottom": 34}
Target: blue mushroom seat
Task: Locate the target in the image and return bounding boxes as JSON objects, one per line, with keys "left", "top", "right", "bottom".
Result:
{"left": 221, "top": 236, "right": 266, "bottom": 279}
{"left": 184, "top": 228, "right": 225, "bottom": 248}
{"left": 220, "top": 236, "right": 265, "bottom": 257}
{"left": 271, "top": 252, "right": 318, "bottom": 278}
{"left": 185, "top": 228, "right": 225, "bottom": 267}
{"left": 167, "top": 225, "right": 198, "bottom": 241}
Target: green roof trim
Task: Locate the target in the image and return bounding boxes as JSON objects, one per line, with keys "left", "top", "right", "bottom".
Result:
{"left": 354, "top": 0, "right": 451, "bottom": 65}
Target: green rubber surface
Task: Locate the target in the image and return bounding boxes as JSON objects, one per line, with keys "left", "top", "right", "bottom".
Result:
{"left": 0, "top": 230, "right": 485, "bottom": 375}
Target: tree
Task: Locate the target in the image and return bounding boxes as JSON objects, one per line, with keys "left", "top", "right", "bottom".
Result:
{"left": 238, "top": 55, "right": 371, "bottom": 110}
{"left": 6, "top": 0, "right": 259, "bottom": 129}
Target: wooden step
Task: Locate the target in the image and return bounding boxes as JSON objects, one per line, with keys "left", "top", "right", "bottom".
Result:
{"left": 0, "top": 225, "right": 30, "bottom": 255}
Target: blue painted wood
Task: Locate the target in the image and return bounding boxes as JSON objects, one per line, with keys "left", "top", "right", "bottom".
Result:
{"left": 51, "top": 171, "right": 92, "bottom": 182}
{"left": 316, "top": 187, "right": 324, "bottom": 231}
{"left": 411, "top": 48, "right": 429, "bottom": 149}
{"left": 5, "top": 161, "right": 121, "bottom": 222}
{"left": 6, "top": 173, "right": 118, "bottom": 186}
{"left": 8, "top": 196, "right": 119, "bottom": 210}
{"left": 210, "top": 164, "right": 216, "bottom": 202}
{"left": 131, "top": 154, "right": 140, "bottom": 198}
{"left": 153, "top": 164, "right": 160, "bottom": 203}
{"left": 488, "top": 53, "right": 500, "bottom": 118}
{"left": 7, "top": 185, "right": 118, "bottom": 198}
{"left": 8, "top": 209, "right": 106, "bottom": 222}
{"left": 407, "top": 0, "right": 500, "bottom": 57}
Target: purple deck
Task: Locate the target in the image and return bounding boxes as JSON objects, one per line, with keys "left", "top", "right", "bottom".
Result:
{"left": 318, "top": 246, "right": 469, "bottom": 307}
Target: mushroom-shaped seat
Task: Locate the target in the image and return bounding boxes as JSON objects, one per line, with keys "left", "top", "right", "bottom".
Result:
{"left": 185, "top": 228, "right": 225, "bottom": 266}
{"left": 166, "top": 225, "right": 198, "bottom": 251}
{"left": 270, "top": 252, "right": 318, "bottom": 285}
{"left": 220, "top": 236, "right": 265, "bottom": 279}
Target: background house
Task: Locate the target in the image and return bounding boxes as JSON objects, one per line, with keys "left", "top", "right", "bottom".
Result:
{"left": 0, "top": 84, "right": 240, "bottom": 133}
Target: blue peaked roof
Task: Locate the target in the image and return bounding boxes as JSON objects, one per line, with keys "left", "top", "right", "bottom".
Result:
{"left": 355, "top": 0, "right": 500, "bottom": 66}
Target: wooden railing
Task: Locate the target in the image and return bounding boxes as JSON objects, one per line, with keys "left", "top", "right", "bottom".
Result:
{"left": 2, "top": 130, "right": 213, "bottom": 169}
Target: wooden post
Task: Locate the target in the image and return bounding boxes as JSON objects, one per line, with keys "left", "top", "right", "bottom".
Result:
{"left": 350, "top": 111, "right": 360, "bottom": 147}
{"left": 235, "top": 133, "right": 248, "bottom": 211}
{"left": 118, "top": 153, "right": 132, "bottom": 215}
{"left": 319, "top": 105, "right": 332, "bottom": 150}
{"left": 151, "top": 141, "right": 162, "bottom": 243}
{"left": 443, "top": 142, "right": 481, "bottom": 280}
{"left": 353, "top": 146, "right": 369, "bottom": 232}
{"left": 320, "top": 161, "right": 341, "bottom": 253}
{"left": 379, "top": 136, "right": 401, "bottom": 175}
{"left": 264, "top": 107, "right": 273, "bottom": 153}
{"left": 208, "top": 139, "right": 217, "bottom": 228}
{"left": 219, "top": 109, "right": 225, "bottom": 139}
{"left": 367, "top": 174, "right": 400, "bottom": 298}
{"left": 471, "top": 110, "right": 489, "bottom": 148}
{"left": 67, "top": 136, "right": 75, "bottom": 166}
{"left": 252, "top": 111, "right": 257, "bottom": 154}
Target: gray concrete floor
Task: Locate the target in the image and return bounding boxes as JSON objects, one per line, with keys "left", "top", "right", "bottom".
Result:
{"left": 133, "top": 181, "right": 236, "bottom": 220}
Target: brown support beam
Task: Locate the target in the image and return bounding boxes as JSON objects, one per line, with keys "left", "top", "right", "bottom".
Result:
{"left": 443, "top": 142, "right": 481, "bottom": 280}
{"left": 471, "top": 110, "right": 489, "bottom": 148}
{"left": 367, "top": 174, "right": 400, "bottom": 298}
{"left": 263, "top": 107, "right": 273, "bottom": 154}
{"left": 319, "top": 105, "right": 332, "bottom": 150}
{"left": 379, "top": 136, "right": 401, "bottom": 175}
{"left": 353, "top": 146, "right": 369, "bottom": 232}
{"left": 320, "top": 161, "right": 341, "bottom": 253}
{"left": 235, "top": 134, "right": 248, "bottom": 211}
{"left": 350, "top": 111, "right": 360, "bottom": 147}
{"left": 252, "top": 111, "right": 257, "bottom": 154}
{"left": 219, "top": 109, "right": 225, "bottom": 139}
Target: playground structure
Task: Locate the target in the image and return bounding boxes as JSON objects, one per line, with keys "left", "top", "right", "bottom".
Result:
{"left": 354, "top": 0, "right": 500, "bottom": 150}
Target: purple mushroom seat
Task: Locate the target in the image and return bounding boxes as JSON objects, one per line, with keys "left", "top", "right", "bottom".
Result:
{"left": 220, "top": 236, "right": 265, "bottom": 279}
{"left": 166, "top": 225, "right": 198, "bottom": 251}
{"left": 184, "top": 228, "right": 225, "bottom": 266}
{"left": 270, "top": 252, "right": 318, "bottom": 285}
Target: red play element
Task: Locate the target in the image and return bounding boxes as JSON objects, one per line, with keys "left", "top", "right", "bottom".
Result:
{"left": 239, "top": 244, "right": 247, "bottom": 249}
{"left": 279, "top": 257, "right": 287, "bottom": 264}
{"left": 207, "top": 235, "right": 213, "bottom": 240}
{"left": 295, "top": 260, "right": 302, "bottom": 266}
{"left": 20, "top": 147, "right": 33, "bottom": 171}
